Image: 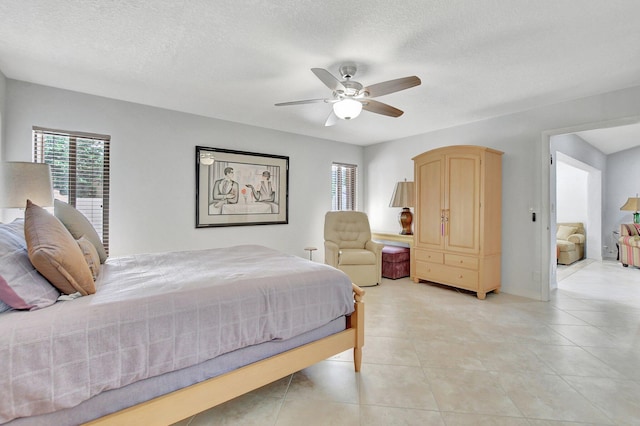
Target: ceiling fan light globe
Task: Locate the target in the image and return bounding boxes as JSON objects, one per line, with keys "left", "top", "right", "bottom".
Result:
{"left": 333, "top": 99, "right": 362, "bottom": 120}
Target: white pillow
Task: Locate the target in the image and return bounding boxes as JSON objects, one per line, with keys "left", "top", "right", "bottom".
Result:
{"left": 54, "top": 199, "right": 108, "bottom": 263}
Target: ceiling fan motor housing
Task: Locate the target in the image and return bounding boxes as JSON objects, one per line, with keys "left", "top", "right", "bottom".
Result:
{"left": 339, "top": 65, "right": 357, "bottom": 80}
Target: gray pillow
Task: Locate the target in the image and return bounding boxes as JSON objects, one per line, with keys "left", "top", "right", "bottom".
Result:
{"left": 0, "top": 219, "right": 60, "bottom": 310}
{"left": 54, "top": 199, "right": 108, "bottom": 263}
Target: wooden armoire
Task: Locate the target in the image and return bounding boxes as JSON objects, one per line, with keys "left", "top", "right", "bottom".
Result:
{"left": 412, "top": 145, "right": 503, "bottom": 299}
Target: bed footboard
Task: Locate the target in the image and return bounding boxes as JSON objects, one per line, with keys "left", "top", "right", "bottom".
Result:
{"left": 348, "top": 283, "right": 365, "bottom": 372}
{"left": 84, "top": 283, "right": 365, "bottom": 426}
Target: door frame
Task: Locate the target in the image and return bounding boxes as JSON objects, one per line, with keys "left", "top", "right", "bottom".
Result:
{"left": 539, "top": 116, "right": 640, "bottom": 301}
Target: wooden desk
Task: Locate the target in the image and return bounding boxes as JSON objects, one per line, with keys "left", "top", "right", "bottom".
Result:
{"left": 371, "top": 232, "right": 415, "bottom": 280}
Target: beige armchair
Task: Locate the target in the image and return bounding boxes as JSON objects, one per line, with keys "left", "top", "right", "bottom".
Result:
{"left": 556, "top": 222, "right": 585, "bottom": 265}
{"left": 324, "top": 211, "right": 383, "bottom": 287}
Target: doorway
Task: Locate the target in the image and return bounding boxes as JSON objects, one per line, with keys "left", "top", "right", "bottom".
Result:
{"left": 542, "top": 118, "right": 640, "bottom": 300}
{"left": 550, "top": 150, "right": 603, "bottom": 290}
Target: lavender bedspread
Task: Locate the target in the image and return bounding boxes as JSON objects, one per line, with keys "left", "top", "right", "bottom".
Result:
{"left": 0, "top": 245, "right": 353, "bottom": 424}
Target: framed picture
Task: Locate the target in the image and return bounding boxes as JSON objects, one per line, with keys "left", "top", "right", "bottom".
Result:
{"left": 196, "top": 146, "right": 289, "bottom": 227}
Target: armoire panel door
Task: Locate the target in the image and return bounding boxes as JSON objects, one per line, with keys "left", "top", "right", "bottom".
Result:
{"left": 417, "top": 155, "right": 444, "bottom": 249}
{"left": 445, "top": 154, "right": 480, "bottom": 254}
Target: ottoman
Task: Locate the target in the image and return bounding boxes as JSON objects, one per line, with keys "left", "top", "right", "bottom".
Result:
{"left": 381, "top": 246, "right": 410, "bottom": 279}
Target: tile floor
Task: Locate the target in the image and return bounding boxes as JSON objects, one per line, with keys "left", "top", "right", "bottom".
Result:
{"left": 175, "top": 260, "right": 640, "bottom": 425}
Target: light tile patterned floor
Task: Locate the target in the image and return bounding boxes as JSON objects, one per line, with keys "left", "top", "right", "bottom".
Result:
{"left": 176, "top": 259, "right": 640, "bottom": 425}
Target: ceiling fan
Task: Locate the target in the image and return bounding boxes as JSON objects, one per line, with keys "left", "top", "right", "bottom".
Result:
{"left": 275, "top": 65, "right": 421, "bottom": 126}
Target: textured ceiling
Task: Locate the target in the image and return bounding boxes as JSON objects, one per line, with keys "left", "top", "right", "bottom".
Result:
{"left": 1, "top": 0, "right": 640, "bottom": 148}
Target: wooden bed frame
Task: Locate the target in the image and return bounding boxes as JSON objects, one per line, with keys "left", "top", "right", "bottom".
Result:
{"left": 85, "top": 284, "right": 365, "bottom": 426}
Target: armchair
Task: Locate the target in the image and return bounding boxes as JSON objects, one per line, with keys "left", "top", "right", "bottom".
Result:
{"left": 556, "top": 222, "right": 585, "bottom": 265}
{"left": 619, "top": 223, "right": 640, "bottom": 267}
{"left": 324, "top": 211, "right": 383, "bottom": 287}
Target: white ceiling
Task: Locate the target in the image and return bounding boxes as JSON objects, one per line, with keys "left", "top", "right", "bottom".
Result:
{"left": 576, "top": 122, "right": 640, "bottom": 155}
{"left": 1, "top": 1, "right": 640, "bottom": 148}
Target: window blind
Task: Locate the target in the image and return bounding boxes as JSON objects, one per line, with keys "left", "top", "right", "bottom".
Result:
{"left": 331, "top": 162, "right": 357, "bottom": 211}
{"left": 33, "top": 127, "right": 110, "bottom": 254}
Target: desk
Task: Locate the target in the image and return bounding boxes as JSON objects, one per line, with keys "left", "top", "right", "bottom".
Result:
{"left": 371, "top": 232, "right": 415, "bottom": 280}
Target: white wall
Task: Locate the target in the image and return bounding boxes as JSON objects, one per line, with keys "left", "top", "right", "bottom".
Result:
{"left": 7, "top": 77, "right": 640, "bottom": 300}
{"left": 554, "top": 151, "right": 602, "bottom": 262}
{"left": 556, "top": 161, "right": 588, "bottom": 224}
{"left": 365, "top": 85, "right": 640, "bottom": 300}
{"left": 551, "top": 135, "right": 606, "bottom": 262}
{"left": 552, "top": 134, "right": 608, "bottom": 171}
{"left": 4, "top": 80, "right": 363, "bottom": 260}
{"left": 0, "top": 70, "right": 6, "bottom": 160}
{"left": 606, "top": 145, "right": 640, "bottom": 246}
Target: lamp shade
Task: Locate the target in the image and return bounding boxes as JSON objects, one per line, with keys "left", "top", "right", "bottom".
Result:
{"left": 620, "top": 197, "right": 640, "bottom": 212}
{"left": 389, "top": 180, "right": 415, "bottom": 208}
{"left": 333, "top": 99, "right": 363, "bottom": 120}
{"left": 0, "top": 162, "right": 54, "bottom": 208}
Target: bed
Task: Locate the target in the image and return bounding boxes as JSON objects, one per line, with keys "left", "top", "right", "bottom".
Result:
{"left": 0, "top": 216, "right": 364, "bottom": 425}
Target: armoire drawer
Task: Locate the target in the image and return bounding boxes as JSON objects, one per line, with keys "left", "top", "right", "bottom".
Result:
{"left": 415, "top": 249, "right": 443, "bottom": 264}
{"left": 444, "top": 253, "right": 479, "bottom": 270}
{"left": 415, "top": 261, "right": 479, "bottom": 290}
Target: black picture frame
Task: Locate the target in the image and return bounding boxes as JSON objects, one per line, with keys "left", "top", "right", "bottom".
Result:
{"left": 196, "top": 146, "right": 289, "bottom": 227}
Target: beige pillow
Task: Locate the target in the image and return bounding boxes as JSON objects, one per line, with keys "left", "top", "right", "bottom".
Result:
{"left": 54, "top": 199, "right": 108, "bottom": 263}
{"left": 77, "top": 236, "right": 101, "bottom": 281}
{"left": 24, "top": 200, "right": 96, "bottom": 295}
{"left": 556, "top": 225, "right": 577, "bottom": 241}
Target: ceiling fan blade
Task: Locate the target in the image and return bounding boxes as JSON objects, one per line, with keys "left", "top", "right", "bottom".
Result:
{"left": 311, "top": 68, "right": 346, "bottom": 92}
{"left": 362, "top": 99, "right": 404, "bottom": 117}
{"left": 324, "top": 110, "right": 339, "bottom": 127}
{"left": 275, "top": 98, "right": 328, "bottom": 106}
{"left": 364, "top": 76, "right": 421, "bottom": 98}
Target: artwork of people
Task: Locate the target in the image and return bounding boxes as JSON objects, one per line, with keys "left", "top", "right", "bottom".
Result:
{"left": 245, "top": 170, "right": 275, "bottom": 202}
{"left": 208, "top": 163, "right": 279, "bottom": 215}
{"left": 197, "top": 147, "right": 288, "bottom": 227}
{"left": 211, "top": 167, "right": 239, "bottom": 208}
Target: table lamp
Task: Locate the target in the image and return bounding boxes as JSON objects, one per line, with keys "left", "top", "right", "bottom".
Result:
{"left": 0, "top": 162, "right": 54, "bottom": 208}
{"left": 620, "top": 195, "right": 640, "bottom": 224}
{"left": 389, "top": 179, "right": 415, "bottom": 235}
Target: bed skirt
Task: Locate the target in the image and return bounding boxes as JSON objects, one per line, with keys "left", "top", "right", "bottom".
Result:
{"left": 7, "top": 317, "right": 346, "bottom": 426}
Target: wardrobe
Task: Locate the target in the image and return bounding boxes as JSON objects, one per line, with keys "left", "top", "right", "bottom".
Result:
{"left": 412, "top": 145, "right": 503, "bottom": 299}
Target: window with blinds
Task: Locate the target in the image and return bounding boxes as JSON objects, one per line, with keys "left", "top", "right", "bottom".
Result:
{"left": 331, "top": 162, "right": 357, "bottom": 211}
{"left": 33, "top": 127, "right": 110, "bottom": 254}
